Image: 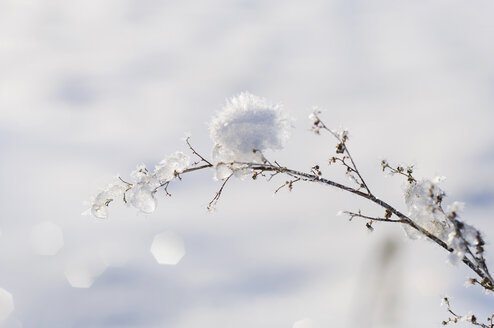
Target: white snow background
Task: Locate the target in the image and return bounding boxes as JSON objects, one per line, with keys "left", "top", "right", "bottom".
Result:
{"left": 1, "top": 0, "right": 494, "bottom": 327}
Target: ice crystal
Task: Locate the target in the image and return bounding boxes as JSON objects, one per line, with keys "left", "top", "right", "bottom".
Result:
{"left": 403, "top": 179, "right": 482, "bottom": 263}
{"left": 209, "top": 92, "right": 290, "bottom": 179}
{"left": 130, "top": 163, "right": 153, "bottom": 184}
{"left": 445, "top": 205, "right": 480, "bottom": 264}
{"left": 87, "top": 151, "right": 191, "bottom": 218}
{"left": 403, "top": 178, "right": 451, "bottom": 241}
{"left": 90, "top": 183, "right": 127, "bottom": 219}
{"left": 154, "top": 151, "right": 190, "bottom": 182}
{"left": 126, "top": 183, "right": 157, "bottom": 214}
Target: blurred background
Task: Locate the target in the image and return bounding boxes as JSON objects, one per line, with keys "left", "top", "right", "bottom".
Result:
{"left": 1, "top": 0, "right": 494, "bottom": 327}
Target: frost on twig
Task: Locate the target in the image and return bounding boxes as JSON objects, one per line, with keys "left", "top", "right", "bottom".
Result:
{"left": 342, "top": 209, "right": 404, "bottom": 231}
{"left": 88, "top": 92, "right": 494, "bottom": 323}
{"left": 310, "top": 109, "right": 371, "bottom": 194}
{"left": 87, "top": 92, "right": 292, "bottom": 216}
{"left": 209, "top": 92, "right": 291, "bottom": 180}
{"left": 441, "top": 297, "right": 494, "bottom": 328}
{"left": 381, "top": 160, "right": 416, "bottom": 183}
{"left": 400, "top": 176, "right": 493, "bottom": 290}
{"left": 87, "top": 152, "right": 191, "bottom": 219}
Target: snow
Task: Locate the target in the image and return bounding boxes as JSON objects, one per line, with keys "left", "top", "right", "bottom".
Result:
{"left": 30, "top": 221, "right": 64, "bottom": 256}
{"left": 210, "top": 92, "right": 290, "bottom": 159}
{"left": 87, "top": 92, "right": 292, "bottom": 216}
{"left": 90, "top": 183, "right": 127, "bottom": 219}
{"left": 209, "top": 92, "right": 291, "bottom": 179}
{"left": 87, "top": 152, "right": 190, "bottom": 218}
{"left": 88, "top": 93, "right": 290, "bottom": 215}
{"left": 403, "top": 179, "right": 483, "bottom": 263}
{"left": 155, "top": 151, "right": 190, "bottom": 182}
{"left": 403, "top": 179, "right": 451, "bottom": 241}
{"left": 150, "top": 230, "right": 186, "bottom": 265}
{"left": 2, "top": 0, "right": 493, "bottom": 324}
{"left": 126, "top": 183, "right": 157, "bottom": 214}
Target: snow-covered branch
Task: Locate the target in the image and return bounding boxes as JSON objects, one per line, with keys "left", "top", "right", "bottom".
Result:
{"left": 88, "top": 92, "right": 493, "bottom": 326}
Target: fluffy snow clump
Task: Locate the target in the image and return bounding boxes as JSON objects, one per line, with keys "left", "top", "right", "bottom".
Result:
{"left": 210, "top": 92, "right": 290, "bottom": 160}
{"left": 209, "top": 92, "right": 291, "bottom": 178}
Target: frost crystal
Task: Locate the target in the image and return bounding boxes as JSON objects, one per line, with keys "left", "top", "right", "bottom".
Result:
{"left": 87, "top": 151, "right": 190, "bottom": 218}
{"left": 90, "top": 183, "right": 127, "bottom": 219}
{"left": 155, "top": 151, "right": 190, "bottom": 182}
{"left": 130, "top": 163, "right": 151, "bottom": 183}
{"left": 209, "top": 92, "right": 290, "bottom": 178}
{"left": 403, "top": 179, "right": 451, "bottom": 241}
{"left": 403, "top": 179, "right": 481, "bottom": 263}
{"left": 126, "top": 183, "right": 157, "bottom": 214}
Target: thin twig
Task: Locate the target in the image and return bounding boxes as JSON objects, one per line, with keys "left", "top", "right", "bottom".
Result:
{"left": 441, "top": 297, "right": 491, "bottom": 327}
{"left": 312, "top": 112, "right": 372, "bottom": 194}
{"left": 118, "top": 176, "right": 133, "bottom": 186}
{"left": 234, "top": 160, "right": 492, "bottom": 287}
{"left": 186, "top": 137, "right": 213, "bottom": 165}
{"left": 207, "top": 173, "right": 233, "bottom": 211}
{"left": 344, "top": 210, "right": 404, "bottom": 223}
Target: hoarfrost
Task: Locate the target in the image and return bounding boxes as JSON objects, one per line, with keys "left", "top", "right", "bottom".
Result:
{"left": 155, "top": 151, "right": 190, "bottom": 182}
{"left": 446, "top": 211, "right": 480, "bottom": 264}
{"left": 209, "top": 92, "right": 291, "bottom": 178}
{"left": 130, "top": 163, "right": 151, "bottom": 183}
{"left": 403, "top": 179, "right": 451, "bottom": 241}
{"left": 403, "top": 179, "right": 482, "bottom": 263}
{"left": 88, "top": 93, "right": 292, "bottom": 217}
{"left": 214, "top": 161, "right": 235, "bottom": 181}
{"left": 91, "top": 203, "right": 109, "bottom": 220}
{"left": 211, "top": 144, "right": 254, "bottom": 180}
{"left": 90, "top": 183, "right": 127, "bottom": 219}
{"left": 126, "top": 184, "right": 157, "bottom": 214}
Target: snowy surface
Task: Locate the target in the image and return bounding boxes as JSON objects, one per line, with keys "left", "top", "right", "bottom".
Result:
{"left": 1, "top": 0, "right": 494, "bottom": 327}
